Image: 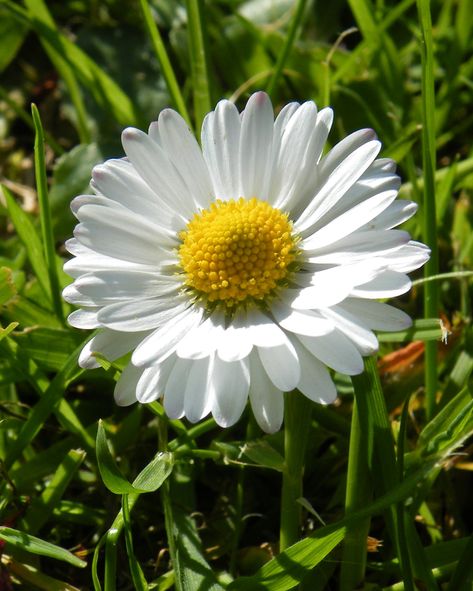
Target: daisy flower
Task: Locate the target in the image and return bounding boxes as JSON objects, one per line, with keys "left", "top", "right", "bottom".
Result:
{"left": 63, "top": 92, "right": 429, "bottom": 433}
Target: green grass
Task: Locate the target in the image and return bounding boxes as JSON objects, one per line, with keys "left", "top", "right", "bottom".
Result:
{"left": 1, "top": 1, "right": 473, "bottom": 590}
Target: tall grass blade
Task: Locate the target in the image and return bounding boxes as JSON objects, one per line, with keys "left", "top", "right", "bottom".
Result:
{"left": 32, "top": 104, "right": 64, "bottom": 324}
{"left": 417, "top": 0, "right": 439, "bottom": 419}
{"left": 185, "top": 0, "right": 211, "bottom": 138}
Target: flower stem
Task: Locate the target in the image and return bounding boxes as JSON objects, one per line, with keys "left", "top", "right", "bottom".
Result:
{"left": 339, "top": 399, "right": 372, "bottom": 591}
{"left": 279, "top": 390, "right": 312, "bottom": 552}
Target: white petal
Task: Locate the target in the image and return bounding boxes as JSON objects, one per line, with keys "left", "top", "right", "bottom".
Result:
{"left": 379, "top": 241, "right": 430, "bottom": 273}
{"left": 176, "top": 315, "right": 223, "bottom": 359}
{"left": 257, "top": 338, "right": 300, "bottom": 391}
{"left": 273, "top": 105, "right": 334, "bottom": 212}
{"left": 97, "top": 299, "right": 187, "bottom": 332}
{"left": 239, "top": 92, "right": 274, "bottom": 200}
{"left": 271, "top": 301, "right": 333, "bottom": 336}
{"left": 216, "top": 309, "right": 253, "bottom": 362}
{"left": 211, "top": 356, "right": 250, "bottom": 427}
{"left": 291, "top": 338, "right": 337, "bottom": 404}
{"left": 320, "top": 306, "right": 379, "bottom": 355}
{"left": 132, "top": 306, "right": 204, "bottom": 366}
{"left": 245, "top": 309, "right": 289, "bottom": 347}
{"left": 361, "top": 200, "right": 418, "bottom": 231}
{"left": 305, "top": 229, "right": 410, "bottom": 264}
{"left": 351, "top": 271, "right": 412, "bottom": 299}
{"left": 68, "top": 270, "right": 179, "bottom": 306}
{"left": 296, "top": 138, "right": 381, "bottom": 233}
{"left": 74, "top": 207, "right": 171, "bottom": 266}
{"left": 121, "top": 127, "right": 196, "bottom": 218}
{"left": 154, "top": 109, "right": 214, "bottom": 209}
{"left": 202, "top": 100, "right": 241, "bottom": 199}
{"left": 184, "top": 356, "right": 214, "bottom": 423}
{"left": 114, "top": 363, "right": 142, "bottom": 406}
{"left": 136, "top": 356, "right": 176, "bottom": 403}
{"left": 78, "top": 329, "right": 149, "bottom": 369}
{"left": 302, "top": 190, "right": 398, "bottom": 251}
{"left": 286, "top": 261, "right": 383, "bottom": 310}
{"left": 297, "top": 330, "right": 364, "bottom": 375}
{"left": 68, "top": 308, "right": 99, "bottom": 329}
{"left": 249, "top": 352, "right": 284, "bottom": 433}
{"left": 163, "top": 356, "right": 190, "bottom": 419}
{"left": 339, "top": 299, "right": 412, "bottom": 331}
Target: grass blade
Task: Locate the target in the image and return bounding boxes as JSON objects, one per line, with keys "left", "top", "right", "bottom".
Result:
{"left": 139, "top": 0, "right": 192, "bottom": 129}
{"left": 32, "top": 103, "right": 64, "bottom": 324}
{"left": 185, "top": 0, "right": 211, "bottom": 138}
{"left": 417, "top": 0, "right": 439, "bottom": 419}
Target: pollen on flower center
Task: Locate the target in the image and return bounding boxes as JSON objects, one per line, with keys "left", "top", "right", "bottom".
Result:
{"left": 178, "top": 197, "right": 298, "bottom": 307}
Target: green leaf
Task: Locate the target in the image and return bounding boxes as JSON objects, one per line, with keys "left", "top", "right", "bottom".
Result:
{"left": 3, "top": 185, "right": 51, "bottom": 301}
{"left": 241, "top": 439, "right": 285, "bottom": 472}
{"left": 96, "top": 420, "right": 174, "bottom": 494}
{"left": 0, "top": 526, "right": 86, "bottom": 568}
{"left": 20, "top": 449, "right": 86, "bottom": 534}
{"left": 0, "top": 267, "right": 17, "bottom": 305}
{"left": 0, "top": 5, "right": 28, "bottom": 72}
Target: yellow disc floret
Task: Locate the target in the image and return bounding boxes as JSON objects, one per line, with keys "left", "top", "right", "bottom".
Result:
{"left": 178, "top": 197, "right": 298, "bottom": 308}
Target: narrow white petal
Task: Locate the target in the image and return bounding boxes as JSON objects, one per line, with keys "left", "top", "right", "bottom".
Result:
{"left": 271, "top": 301, "right": 333, "bottom": 336}
{"left": 121, "top": 127, "right": 196, "bottom": 217}
{"left": 249, "top": 352, "right": 284, "bottom": 433}
{"left": 78, "top": 329, "right": 149, "bottom": 369}
{"left": 361, "top": 200, "right": 418, "bottom": 231}
{"left": 305, "top": 229, "right": 410, "bottom": 264}
{"left": 202, "top": 100, "right": 241, "bottom": 199}
{"left": 378, "top": 241, "right": 431, "bottom": 272}
{"left": 163, "top": 356, "right": 190, "bottom": 419}
{"left": 239, "top": 92, "right": 274, "bottom": 200}
{"left": 340, "top": 299, "right": 412, "bottom": 331}
{"left": 302, "top": 190, "right": 398, "bottom": 250}
{"left": 184, "top": 356, "right": 214, "bottom": 423}
{"left": 211, "top": 356, "right": 250, "bottom": 428}
{"left": 217, "top": 309, "right": 253, "bottom": 362}
{"left": 132, "top": 306, "right": 204, "bottom": 366}
{"left": 351, "top": 271, "right": 412, "bottom": 299}
{"left": 296, "top": 138, "right": 381, "bottom": 233}
{"left": 136, "top": 356, "right": 176, "bottom": 403}
{"left": 74, "top": 208, "right": 170, "bottom": 267}
{"left": 291, "top": 339, "right": 337, "bottom": 404}
{"left": 297, "top": 330, "right": 364, "bottom": 375}
{"left": 68, "top": 308, "right": 99, "bottom": 329}
{"left": 320, "top": 306, "right": 379, "bottom": 355}
{"left": 156, "top": 109, "right": 214, "bottom": 209}
{"left": 257, "top": 339, "right": 300, "bottom": 391}
{"left": 114, "top": 363, "right": 142, "bottom": 406}
{"left": 176, "top": 315, "right": 223, "bottom": 359}
{"left": 245, "top": 309, "right": 289, "bottom": 347}
{"left": 97, "top": 299, "right": 188, "bottom": 332}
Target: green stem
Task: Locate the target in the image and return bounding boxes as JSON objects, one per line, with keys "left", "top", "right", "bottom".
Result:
{"left": 266, "top": 0, "right": 308, "bottom": 98}
{"left": 31, "top": 104, "right": 64, "bottom": 325}
{"left": 417, "top": 0, "right": 439, "bottom": 420}
{"left": 139, "top": 0, "right": 192, "bottom": 129}
{"left": 280, "top": 390, "right": 312, "bottom": 552}
{"left": 185, "top": 0, "right": 211, "bottom": 139}
{"left": 339, "top": 400, "right": 372, "bottom": 591}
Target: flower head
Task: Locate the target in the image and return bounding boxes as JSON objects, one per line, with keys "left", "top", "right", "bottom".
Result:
{"left": 63, "top": 92, "right": 429, "bottom": 433}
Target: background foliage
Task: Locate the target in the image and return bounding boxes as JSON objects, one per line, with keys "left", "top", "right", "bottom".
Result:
{"left": 0, "top": 0, "right": 472, "bottom": 589}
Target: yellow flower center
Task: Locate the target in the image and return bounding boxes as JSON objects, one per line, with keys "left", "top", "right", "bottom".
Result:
{"left": 178, "top": 197, "right": 299, "bottom": 308}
